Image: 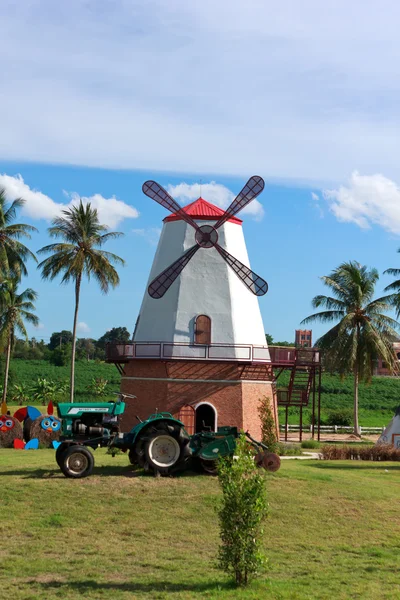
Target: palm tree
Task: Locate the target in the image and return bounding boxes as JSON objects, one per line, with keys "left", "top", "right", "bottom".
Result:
{"left": 383, "top": 257, "right": 400, "bottom": 317}
{"left": 38, "top": 201, "right": 125, "bottom": 402}
{"left": 0, "top": 279, "right": 39, "bottom": 402}
{"left": 301, "top": 261, "right": 399, "bottom": 435}
{"left": 0, "top": 188, "right": 37, "bottom": 280}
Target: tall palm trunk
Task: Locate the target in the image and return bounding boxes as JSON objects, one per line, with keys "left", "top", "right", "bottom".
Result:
{"left": 70, "top": 275, "right": 81, "bottom": 403}
{"left": 353, "top": 365, "right": 359, "bottom": 436}
{"left": 2, "top": 332, "right": 12, "bottom": 403}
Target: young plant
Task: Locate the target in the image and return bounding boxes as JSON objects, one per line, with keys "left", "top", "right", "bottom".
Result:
{"left": 87, "top": 377, "right": 109, "bottom": 396}
{"left": 258, "top": 396, "right": 278, "bottom": 452}
{"left": 10, "top": 383, "right": 30, "bottom": 405}
{"left": 217, "top": 433, "right": 268, "bottom": 586}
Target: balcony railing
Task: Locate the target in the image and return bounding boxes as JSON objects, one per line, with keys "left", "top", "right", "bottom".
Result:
{"left": 106, "top": 341, "right": 271, "bottom": 363}
{"left": 268, "top": 346, "right": 320, "bottom": 366}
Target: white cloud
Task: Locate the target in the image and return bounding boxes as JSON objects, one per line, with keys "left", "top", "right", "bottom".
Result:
{"left": 323, "top": 171, "right": 400, "bottom": 234}
{"left": 0, "top": 174, "right": 139, "bottom": 228}
{"left": 77, "top": 322, "right": 90, "bottom": 333}
{"left": 35, "top": 323, "right": 45, "bottom": 330}
{"left": 64, "top": 191, "right": 139, "bottom": 228}
{"left": 311, "top": 191, "right": 324, "bottom": 218}
{"left": 132, "top": 227, "right": 161, "bottom": 245}
{"left": 3, "top": 2, "right": 400, "bottom": 183}
{"left": 167, "top": 181, "right": 264, "bottom": 221}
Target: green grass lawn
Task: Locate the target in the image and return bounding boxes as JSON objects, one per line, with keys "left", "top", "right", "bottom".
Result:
{"left": 1, "top": 450, "right": 400, "bottom": 599}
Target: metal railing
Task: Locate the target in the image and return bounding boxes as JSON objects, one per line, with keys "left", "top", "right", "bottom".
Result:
{"left": 269, "top": 346, "right": 320, "bottom": 365}
{"left": 105, "top": 341, "right": 271, "bottom": 363}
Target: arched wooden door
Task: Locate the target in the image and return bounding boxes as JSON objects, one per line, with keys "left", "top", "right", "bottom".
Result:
{"left": 194, "top": 314, "right": 211, "bottom": 345}
{"left": 177, "top": 404, "right": 195, "bottom": 435}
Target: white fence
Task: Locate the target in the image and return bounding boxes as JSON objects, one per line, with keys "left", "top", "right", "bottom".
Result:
{"left": 279, "top": 424, "right": 385, "bottom": 434}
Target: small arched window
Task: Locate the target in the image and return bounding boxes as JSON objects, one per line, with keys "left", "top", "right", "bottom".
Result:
{"left": 194, "top": 314, "right": 211, "bottom": 345}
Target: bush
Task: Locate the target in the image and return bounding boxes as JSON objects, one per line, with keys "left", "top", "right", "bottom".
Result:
{"left": 49, "top": 347, "right": 70, "bottom": 367}
{"left": 217, "top": 433, "right": 268, "bottom": 586}
{"left": 258, "top": 396, "right": 278, "bottom": 452}
{"left": 321, "top": 444, "right": 400, "bottom": 461}
{"left": 276, "top": 442, "right": 303, "bottom": 456}
{"left": 301, "top": 439, "right": 321, "bottom": 449}
{"left": 87, "top": 377, "right": 109, "bottom": 397}
{"left": 326, "top": 409, "right": 353, "bottom": 427}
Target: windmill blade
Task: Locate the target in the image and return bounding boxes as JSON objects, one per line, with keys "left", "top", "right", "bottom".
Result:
{"left": 215, "top": 244, "right": 268, "bottom": 296}
{"left": 148, "top": 245, "right": 200, "bottom": 299}
{"left": 214, "top": 176, "right": 265, "bottom": 230}
{"left": 142, "top": 180, "right": 200, "bottom": 231}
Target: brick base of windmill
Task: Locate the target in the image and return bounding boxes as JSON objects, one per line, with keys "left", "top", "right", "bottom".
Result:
{"left": 119, "top": 359, "right": 278, "bottom": 439}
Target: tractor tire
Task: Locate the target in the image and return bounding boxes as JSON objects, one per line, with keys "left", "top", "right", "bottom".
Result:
{"left": 134, "top": 421, "right": 190, "bottom": 476}
{"left": 55, "top": 442, "right": 71, "bottom": 467}
{"left": 60, "top": 445, "right": 94, "bottom": 479}
{"left": 200, "top": 458, "right": 218, "bottom": 476}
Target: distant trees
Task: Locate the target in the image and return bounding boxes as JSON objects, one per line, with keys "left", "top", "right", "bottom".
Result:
{"left": 38, "top": 201, "right": 125, "bottom": 402}
{"left": 96, "top": 326, "right": 131, "bottom": 348}
{"left": 3, "top": 325, "right": 131, "bottom": 367}
{"left": 265, "top": 333, "right": 292, "bottom": 347}
{"left": 48, "top": 330, "right": 73, "bottom": 350}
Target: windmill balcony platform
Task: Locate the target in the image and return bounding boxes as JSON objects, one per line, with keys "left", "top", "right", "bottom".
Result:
{"left": 268, "top": 346, "right": 321, "bottom": 367}
{"left": 105, "top": 341, "right": 272, "bottom": 364}
{"left": 105, "top": 343, "right": 320, "bottom": 366}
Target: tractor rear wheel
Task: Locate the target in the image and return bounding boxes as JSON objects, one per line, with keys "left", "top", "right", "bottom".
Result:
{"left": 134, "top": 421, "right": 190, "bottom": 476}
{"left": 60, "top": 445, "right": 94, "bottom": 478}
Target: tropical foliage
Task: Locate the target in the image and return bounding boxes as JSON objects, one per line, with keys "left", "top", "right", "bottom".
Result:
{"left": 38, "top": 201, "right": 125, "bottom": 401}
{"left": 302, "top": 261, "right": 399, "bottom": 435}
{"left": 0, "top": 187, "right": 37, "bottom": 280}
{"left": 0, "top": 279, "right": 39, "bottom": 402}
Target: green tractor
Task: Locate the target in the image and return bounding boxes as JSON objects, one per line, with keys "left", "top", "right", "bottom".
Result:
{"left": 55, "top": 394, "right": 280, "bottom": 478}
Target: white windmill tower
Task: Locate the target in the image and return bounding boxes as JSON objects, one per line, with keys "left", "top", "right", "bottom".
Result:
{"left": 116, "top": 177, "right": 277, "bottom": 438}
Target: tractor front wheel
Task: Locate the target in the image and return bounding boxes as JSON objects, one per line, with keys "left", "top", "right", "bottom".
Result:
{"left": 55, "top": 442, "right": 76, "bottom": 467}
{"left": 60, "top": 445, "right": 94, "bottom": 478}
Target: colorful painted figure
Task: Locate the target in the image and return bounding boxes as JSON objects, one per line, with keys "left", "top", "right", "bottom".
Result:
{"left": 0, "top": 402, "right": 23, "bottom": 448}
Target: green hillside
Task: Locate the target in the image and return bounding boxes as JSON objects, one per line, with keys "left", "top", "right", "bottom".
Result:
{"left": 4, "top": 359, "right": 121, "bottom": 404}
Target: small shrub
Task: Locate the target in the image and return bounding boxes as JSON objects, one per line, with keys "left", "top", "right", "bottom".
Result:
{"left": 9, "top": 384, "right": 30, "bottom": 405}
{"left": 321, "top": 444, "right": 400, "bottom": 461}
{"left": 276, "top": 442, "right": 303, "bottom": 456}
{"left": 87, "top": 377, "right": 109, "bottom": 397}
{"left": 326, "top": 409, "right": 353, "bottom": 427}
{"left": 301, "top": 439, "right": 321, "bottom": 449}
{"left": 258, "top": 396, "right": 278, "bottom": 452}
{"left": 217, "top": 433, "right": 268, "bottom": 586}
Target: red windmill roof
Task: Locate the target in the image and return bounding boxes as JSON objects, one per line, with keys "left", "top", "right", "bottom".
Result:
{"left": 163, "top": 197, "right": 242, "bottom": 225}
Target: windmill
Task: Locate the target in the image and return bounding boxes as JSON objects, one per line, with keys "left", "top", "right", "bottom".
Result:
{"left": 110, "top": 174, "right": 277, "bottom": 440}
{"left": 142, "top": 176, "right": 268, "bottom": 299}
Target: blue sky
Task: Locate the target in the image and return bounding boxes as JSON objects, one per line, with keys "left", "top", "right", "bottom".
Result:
{"left": 2, "top": 1, "right": 400, "bottom": 343}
